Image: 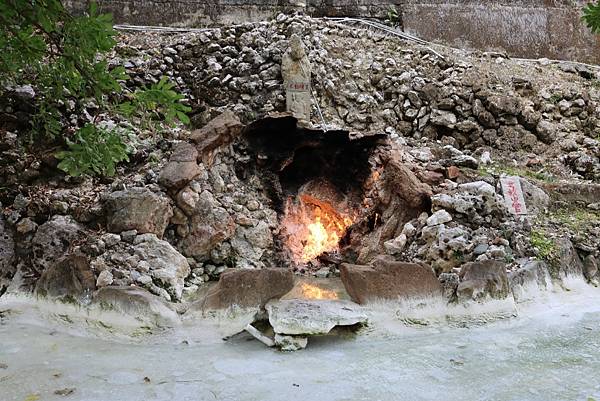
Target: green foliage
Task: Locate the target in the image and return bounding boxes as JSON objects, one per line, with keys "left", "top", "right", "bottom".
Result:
{"left": 583, "top": 1, "right": 600, "bottom": 34}
{"left": 118, "top": 76, "right": 191, "bottom": 128}
{"left": 1, "top": 0, "right": 191, "bottom": 177}
{"left": 55, "top": 124, "right": 129, "bottom": 177}
{"left": 530, "top": 230, "right": 557, "bottom": 261}
{"left": 0, "top": 0, "right": 123, "bottom": 138}
{"left": 387, "top": 6, "right": 401, "bottom": 27}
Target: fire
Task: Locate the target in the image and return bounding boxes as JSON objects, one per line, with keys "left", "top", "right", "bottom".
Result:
{"left": 300, "top": 283, "right": 338, "bottom": 300}
{"left": 281, "top": 194, "right": 353, "bottom": 263}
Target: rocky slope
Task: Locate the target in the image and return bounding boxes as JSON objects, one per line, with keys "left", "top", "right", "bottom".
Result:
{"left": 0, "top": 14, "right": 599, "bottom": 312}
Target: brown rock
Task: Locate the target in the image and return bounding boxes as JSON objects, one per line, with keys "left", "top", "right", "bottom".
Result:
{"left": 340, "top": 259, "right": 442, "bottom": 304}
{"left": 158, "top": 143, "right": 201, "bottom": 190}
{"left": 35, "top": 254, "right": 95, "bottom": 302}
{"left": 199, "top": 268, "right": 295, "bottom": 310}
{"left": 457, "top": 261, "right": 509, "bottom": 301}
{"left": 190, "top": 111, "right": 244, "bottom": 163}
{"left": 179, "top": 190, "right": 235, "bottom": 258}
{"left": 105, "top": 187, "right": 173, "bottom": 237}
{"left": 356, "top": 157, "right": 432, "bottom": 264}
{"left": 446, "top": 166, "right": 461, "bottom": 180}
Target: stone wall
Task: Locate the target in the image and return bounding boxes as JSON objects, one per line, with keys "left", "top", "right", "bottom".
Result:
{"left": 66, "top": 0, "right": 600, "bottom": 63}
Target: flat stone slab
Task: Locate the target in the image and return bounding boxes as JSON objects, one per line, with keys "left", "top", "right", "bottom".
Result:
{"left": 266, "top": 299, "right": 367, "bottom": 336}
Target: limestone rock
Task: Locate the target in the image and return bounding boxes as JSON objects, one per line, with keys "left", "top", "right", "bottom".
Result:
{"left": 35, "top": 255, "right": 95, "bottom": 302}
{"left": 180, "top": 190, "right": 235, "bottom": 258}
{"left": 132, "top": 234, "right": 190, "bottom": 301}
{"left": 508, "top": 259, "right": 552, "bottom": 301}
{"left": 552, "top": 237, "right": 584, "bottom": 279}
{"left": 340, "top": 259, "right": 442, "bottom": 304}
{"left": 96, "top": 270, "right": 114, "bottom": 287}
{"left": 105, "top": 187, "right": 173, "bottom": 237}
{"left": 92, "top": 286, "right": 179, "bottom": 326}
{"left": 457, "top": 261, "right": 509, "bottom": 301}
{"left": 266, "top": 299, "right": 367, "bottom": 335}
{"left": 274, "top": 334, "right": 308, "bottom": 351}
{"left": 426, "top": 210, "right": 452, "bottom": 226}
{"left": 32, "top": 215, "right": 85, "bottom": 274}
{"left": 190, "top": 110, "right": 244, "bottom": 161}
{"left": 197, "top": 268, "right": 294, "bottom": 310}
{"left": 430, "top": 109, "right": 457, "bottom": 128}
{"left": 158, "top": 142, "right": 202, "bottom": 190}
{"left": 519, "top": 178, "right": 550, "bottom": 215}
{"left": 583, "top": 255, "right": 598, "bottom": 281}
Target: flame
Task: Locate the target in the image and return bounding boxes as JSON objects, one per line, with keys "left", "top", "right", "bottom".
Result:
{"left": 300, "top": 283, "right": 338, "bottom": 300}
{"left": 282, "top": 194, "right": 353, "bottom": 263}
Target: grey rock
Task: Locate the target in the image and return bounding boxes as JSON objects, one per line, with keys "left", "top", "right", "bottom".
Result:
{"left": 583, "top": 254, "right": 598, "bottom": 281}
{"left": 93, "top": 286, "right": 179, "bottom": 326}
{"left": 105, "top": 187, "right": 173, "bottom": 237}
{"left": 274, "top": 334, "right": 308, "bottom": 351}
{"left": 426, "top": 210, "right": 452, "bottom": 226}
{"left": 96, "top": 270, "right": 114, "bottom": 287}
{"left": 457, "top": 260, "right": 510, "bottom": 301}
{"left": 35, "top": 255, "right": 95, "bottom": 302}
{"left": 101, "top": 233, "right": 121, "bottom": 248}
{"left": 508, "top": 259, "right": 552, "bottom": 301}
{"left": 32, "top": 215, "right": 85, "bottom": 274}
{"left": 133, "top": 234, "right": 191, "bottom": 301}
{"left": 266, "top": 299, "right": 367, "bottom": 336}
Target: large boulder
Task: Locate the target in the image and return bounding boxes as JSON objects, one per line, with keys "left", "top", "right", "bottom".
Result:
{"left": 92, "top": 286, "right": 179, "bottom": 327}
{"left": 552, "top": 237, "right": 584, "bottom": 279}
{"left": 266, "top": 299, "right": 368, "bottom": 336}
{"left": 179, "top": 190, "right": 235, "bottom": 258}
{"left": 105, "top": 187, "right": 173, "bottom": 237}
{"left": 189, "top": 110, "right": 244, "bottom": 162}
{"left": 32, "top": 215, "right": 85, "bottom": 274}
{"left": 35, "top": 254, "right": 95, "bottom": 302}
{"left": 340, "top": 259, "right": 442, "bottom": 304}
{"left": 508, "top": 259, "right": 552, "bottom": 302}
{"left": 132, "top": 234, "right": 190, "bottom": 301}
{"left": 457, "top": 261, "right": 510, "bottom": 301}
{"left": 519, "top": 178, "right": 550, "bottom": 215}
{"left": 158, "top": 142, "right": 202, "bottom": 190}
{"left": 197, "top": 268, "right": 294, "bottom": 311}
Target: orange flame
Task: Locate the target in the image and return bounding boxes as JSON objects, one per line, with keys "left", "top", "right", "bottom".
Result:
{"left": 300, "top": 283, "right": 338, "bottom": 300}
{"left": 282, "top": 194, "right": 353, "bottom": 263}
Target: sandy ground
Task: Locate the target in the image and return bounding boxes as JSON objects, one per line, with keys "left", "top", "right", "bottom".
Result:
{"left": 1, "top": 280, "right": 600, "bottom": 401}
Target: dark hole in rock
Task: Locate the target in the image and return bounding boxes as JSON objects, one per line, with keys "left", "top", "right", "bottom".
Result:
{"left": 241, "top": 115, "right": 388, "bottom": 268}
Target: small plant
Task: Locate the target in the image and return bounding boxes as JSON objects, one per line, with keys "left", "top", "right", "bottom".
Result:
{"left": 118, "top": 76, "right": 191, "bottom": 128}
{"left": 56, "top": 124, "right": 129, "bottom": 177}
{"left": 530, "top": 230, "right": 557, "bottom": 261}
{"left": 387, "top": 6, "right": 401, "bottom": 28}
{"left": 548, "top": 93, "right": 562, "bottom": 104}
{"left": 583, "top": 1, "right": 600, "bottom": 33}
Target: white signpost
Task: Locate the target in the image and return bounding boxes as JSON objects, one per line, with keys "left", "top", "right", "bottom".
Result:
{"left": 500, "top": 176, "right": 528, "bottom": 215}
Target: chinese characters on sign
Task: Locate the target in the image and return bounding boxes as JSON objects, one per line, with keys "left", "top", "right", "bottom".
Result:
{"left": 500, "top": 176, "right": 528, "bottom": 215}
{"left": 286, "top": 81, "right": 310, "bottom": 92}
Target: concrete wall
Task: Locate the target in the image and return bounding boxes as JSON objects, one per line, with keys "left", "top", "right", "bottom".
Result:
{"left": 402, "top": 0, "right": 600, "bottom": 64}
{"left": 65, "top": 0, "right": 600, "bottom": 63}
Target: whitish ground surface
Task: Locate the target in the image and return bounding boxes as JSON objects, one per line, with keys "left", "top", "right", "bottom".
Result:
{"left": 1, "top": 281, "right": 600, "bottom": 401}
